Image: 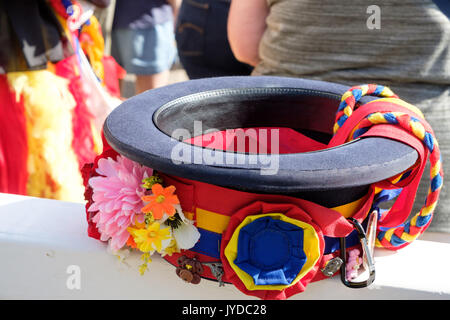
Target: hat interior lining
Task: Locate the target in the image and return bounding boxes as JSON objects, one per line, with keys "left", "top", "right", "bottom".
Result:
{"left": 153, "top": 88, "right": 340, "bottom": 153}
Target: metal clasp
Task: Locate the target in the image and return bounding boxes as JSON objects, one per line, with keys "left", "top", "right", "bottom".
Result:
{"left": 339, "top": 217, "right": 376, "bottom": 288}
{"left": 202, "top": 262, "right": 225, "bottom": 287}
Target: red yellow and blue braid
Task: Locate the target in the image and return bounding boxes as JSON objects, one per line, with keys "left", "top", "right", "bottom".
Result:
{"left": 333, "top": 84, "right": 443, "bottom": 250}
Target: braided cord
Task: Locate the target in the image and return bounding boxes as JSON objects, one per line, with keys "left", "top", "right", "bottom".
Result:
{"left": 333, "top": 84, "right": 443, "bottom": 250}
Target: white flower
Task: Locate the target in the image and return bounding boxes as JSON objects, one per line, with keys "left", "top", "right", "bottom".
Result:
{"left": 158, "top": 204, "right": 201, "bottom": 250}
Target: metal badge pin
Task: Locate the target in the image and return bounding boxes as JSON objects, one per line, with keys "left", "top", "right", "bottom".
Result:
{"left": 202, "top": 262, "right": 225, "bottom": 287}
{"left": 321, "top": 257, "right": 344, "bottom": 277}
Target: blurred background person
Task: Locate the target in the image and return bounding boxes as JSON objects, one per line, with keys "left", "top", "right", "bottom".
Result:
{"left": 0, "top": 0, "right": 121, "bottom": 202}
{"left": 228, "top": 0, "right": 450, "bottom": 232}
{"left": 111, "top": 0, "right": 179, "bottom": 93}
{"left": 175, "top": 0, "right": 252, "bottom": 79}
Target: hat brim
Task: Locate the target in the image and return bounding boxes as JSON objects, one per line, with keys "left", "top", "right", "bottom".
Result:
{"left": 103, "top": 76, "right": 418, "bottom": 194}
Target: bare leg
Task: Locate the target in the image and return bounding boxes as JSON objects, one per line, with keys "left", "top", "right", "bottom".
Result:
{"left": 135, "top": 70, "right": 170, "bottom": 94}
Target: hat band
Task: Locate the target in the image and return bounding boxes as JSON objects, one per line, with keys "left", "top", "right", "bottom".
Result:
{"left": 162, "top": 172, "right": 375, "bottom": 292}
{"left": 162, "top": 172, "right": 372, "bottom": 261}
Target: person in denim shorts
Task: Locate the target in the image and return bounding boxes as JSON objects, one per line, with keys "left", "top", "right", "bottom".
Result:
{"left": 111, "top": 0, "right": 178, "bottom": 93}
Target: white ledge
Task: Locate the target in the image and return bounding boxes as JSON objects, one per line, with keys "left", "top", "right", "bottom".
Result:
{"left": 0, "top": 192, "right": 449, "bottom": 300}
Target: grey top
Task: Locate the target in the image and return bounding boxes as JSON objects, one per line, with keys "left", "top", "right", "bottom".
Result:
{"left": 254, "top": 0, "right": 449, "bottom": 87}
{"left": 253, "top": 0, "right": 450, "bottom": 233}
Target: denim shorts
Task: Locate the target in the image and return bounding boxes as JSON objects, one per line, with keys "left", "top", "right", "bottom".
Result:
{"left": 112, "top": 20, "right": 177, "bottom": 75}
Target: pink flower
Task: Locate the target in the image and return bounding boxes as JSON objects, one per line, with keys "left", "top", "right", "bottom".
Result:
{"left": 88, "top": 155, "right": 153, "bottom": 251}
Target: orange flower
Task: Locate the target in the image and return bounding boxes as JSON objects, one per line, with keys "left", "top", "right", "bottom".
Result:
{"left": 126, "top": 235, "right": 137, "bottom": 249}
{"left": 141, "top": 184, "right": 180, "bottom": 219}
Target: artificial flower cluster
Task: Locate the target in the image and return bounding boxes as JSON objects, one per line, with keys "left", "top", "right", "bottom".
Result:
{"left": 87, "top": 155, "right": 200, "bottom": 274}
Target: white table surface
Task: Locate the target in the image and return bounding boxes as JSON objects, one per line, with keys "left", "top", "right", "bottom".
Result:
{"left": 0, "top": 192, "right": 449, "bottom": 300}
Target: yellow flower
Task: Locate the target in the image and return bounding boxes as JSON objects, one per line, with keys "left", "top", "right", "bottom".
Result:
{"left": 162, "top": 239, "right": 180, "bottom": 257}
{"left": 139, "top": 263, "right": 149, "bottom": 276}
{"left": 127, "top": 222, "right": 171, "bottom": 253}
{"left": 138, "top": 253, "right": 152, "bottom": 275}
{"left": 141, "top": 253, "right": 151, "bottom": 261}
